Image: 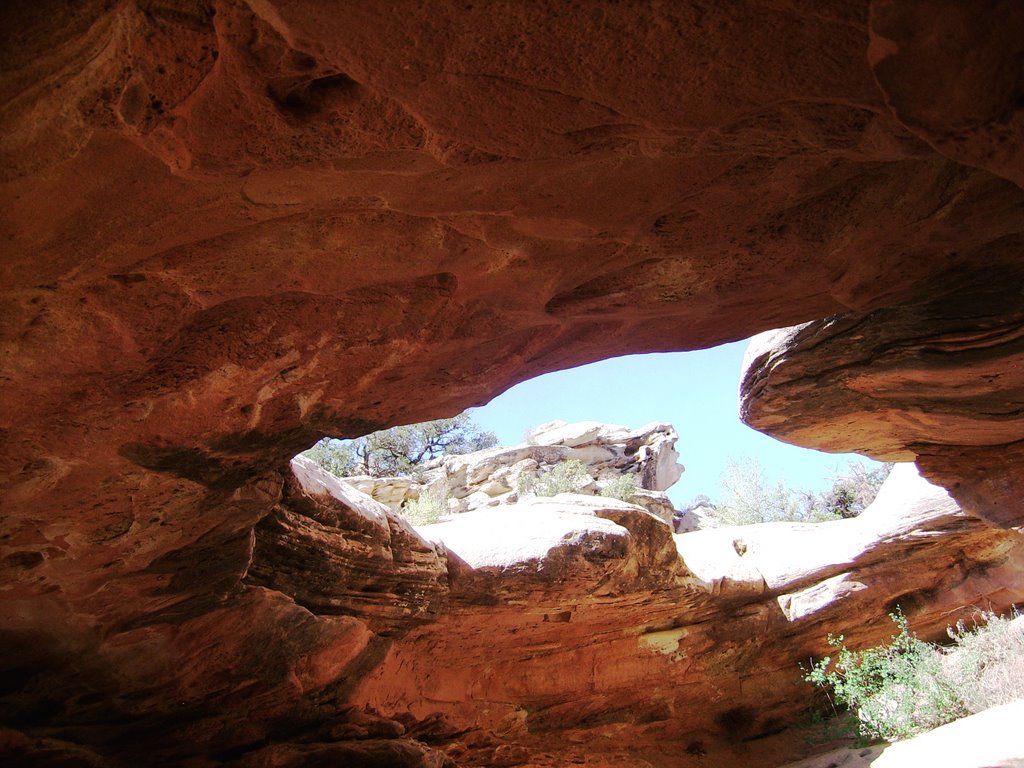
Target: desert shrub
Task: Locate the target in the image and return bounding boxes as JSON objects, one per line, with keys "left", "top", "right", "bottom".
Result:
{"left": 599, "top": 474, "right": 638, "bottom": 503}
{"left": 532, "top": 459, "right": 592, "bottom": 497}
{"left": 400, "top": 483, "right": 448, "bottom": 526}
{"left": 710, "top": 458, "right": 894, "bottom": 526}
{"left": 807, "top": 461, "right": 893, "bottom": 519}
{"left": 944, "top": 609, "right": 1024, "bottom": 713}
{"left": 804, "top": 608, "right": 1023, "bottom": 743}
{"left": 804, "top": 611, "right": 966, "bottom": 742}
{"left": 715, "top": 457, "right": 808, "bottom": 525}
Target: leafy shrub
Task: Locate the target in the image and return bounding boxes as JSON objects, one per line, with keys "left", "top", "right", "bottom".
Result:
{"left": 804, "top": 608, "right": 1023, "bottom": 743}
{"left": 808, "top": 461, "right": 893, "bottom": 519}
{"left": 531, "top": 459, "right": 592, "bottom": 497}
{"left": 400, "top": 483, "right": 448, "bottom": 526}
{"left": 599, "top": 474, "right": 638, "bottom": 503}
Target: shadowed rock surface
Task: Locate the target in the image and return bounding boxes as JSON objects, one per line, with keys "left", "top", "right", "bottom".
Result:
{"left": 2, "top": 2, "right": 1024, "bottom": 765}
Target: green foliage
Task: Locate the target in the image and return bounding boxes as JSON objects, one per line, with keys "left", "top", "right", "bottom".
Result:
{"left": 802, "top": 609, "right": 1024, "bottom": 743}
{"left": 301, "top": 437, "right": 357, "bottom": 477}
{"left": 944, "top": 609, "right": 1024, "bottom": 713}
{"left": 599, "top": 473, "right": 638, "bottom": 503}
{"left": 810, "top": 462, "right": 893, "bottom": 519}
{"left": 715, "top": 457, "right": 808, "bottom": 525}
{"left": 400, "top": 483, "right": 448, "bottom": 526}
{"left": 710, "top": 457, "right": 893, "bottom": 526}
{"left": 531, "top": 459, "right": 593, "bottom": 497}
{"left": 302, "top": 413, "right": 497, "bottom": 478}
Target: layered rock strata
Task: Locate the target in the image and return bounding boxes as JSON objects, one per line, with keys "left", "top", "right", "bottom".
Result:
{"left": 740, "top": 304, "right": 1024, "bottom": 527}
{"left": 2, "top": 1, "right": 1024, "bottom": 765}
{"left": 350, "top": 464, "right": 1024, "bottom": 766}
{"left": 8, "top": 457, "right": 1020, "bottom": 766}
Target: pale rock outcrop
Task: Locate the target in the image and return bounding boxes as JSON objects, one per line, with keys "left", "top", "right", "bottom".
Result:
{"left": 339, "top": 474, "right": 420, "bottom": 512}
{"left": 345, "top": 421, "right": 684, "bottom": 524}
{"left": 674, "top": 500, "right": 724, "bottom": 532}
{"left": 674, "top": 463, "right": 970, "bottom": 605}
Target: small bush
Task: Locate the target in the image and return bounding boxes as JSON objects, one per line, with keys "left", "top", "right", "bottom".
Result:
{"left": 716, "top": 457, "right": 807, "bottom": 525}
{"left": 532, "top": 460, "right": 592, "bottom": 497}
{"left": 945, "top": 610, "right": 1024, "bottom": 713}
{"left": 400, "top": 483, "right": 448, "bottom": 525}
{"left": 804, "top": 610, "right": 966, "bottom": 742}
{"left": 599, "top": 474, "right": 638, "bottom": 503}
{"left": 804, "top": 608, "right": 1022, "bottom": 743}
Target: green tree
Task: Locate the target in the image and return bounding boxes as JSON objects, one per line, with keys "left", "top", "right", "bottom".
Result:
{"left": 715, "top": 456, "right": 805, "bottom": 525}
{"left": 710, "top": 457, "right": 894, "bottom": 526}
{"left": 303, "top": 413, "right": 497, "bottom": 478}
{"left": 813, "top": 462, "right": 893, "bottom": 518}
{"left": 302, "top": 437, "right": 357, "bottom": 477}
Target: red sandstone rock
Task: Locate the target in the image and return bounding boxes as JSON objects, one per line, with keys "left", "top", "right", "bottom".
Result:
{"left": 739, "top": 300, "right": 1024, "bottom": 526}
{"left": 2, "top": 2, "right": 1024, "bottom": 765}
{"left": 351, "top": 464, "right": 1024, "bottom": 766}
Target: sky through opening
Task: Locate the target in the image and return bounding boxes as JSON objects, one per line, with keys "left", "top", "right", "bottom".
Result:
{"left": 467, "top": 340, "right": 883, "bottom": 509}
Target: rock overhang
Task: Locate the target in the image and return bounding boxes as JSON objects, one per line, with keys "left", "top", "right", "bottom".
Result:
{"left": 2, "top": 1, "right": 1024, "bottom": 765}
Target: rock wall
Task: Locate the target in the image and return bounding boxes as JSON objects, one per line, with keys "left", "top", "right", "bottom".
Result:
{"left": 345, "top": 420, "right": 683, "bottom": 523}
{"left": 2, "top": 1, "right": 1024, "bottom": 765}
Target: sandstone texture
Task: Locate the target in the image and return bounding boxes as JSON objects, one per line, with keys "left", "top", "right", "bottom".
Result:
{"left": 346, "top": 420, "right": 682, "bottom": 522}
{"left": 3, "top": 1, "right": 1024, "bottom": 765}
{"left": 740, "top": 304, "right": 1024, "bottom": 527}
{"left": 780, "top": 699, "right": 1024, "bottom": 768}
{"left": 283, "top": 463, "right": 1023, "bottom": 767}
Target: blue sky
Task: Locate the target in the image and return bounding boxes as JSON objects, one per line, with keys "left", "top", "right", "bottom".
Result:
{"left": 468, "top": 340, "right": 883, "bottom": 508}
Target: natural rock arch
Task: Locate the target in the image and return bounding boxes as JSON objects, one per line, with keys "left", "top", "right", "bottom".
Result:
{"left": 2, "top": 2, "right": 1023, "bottom": 765}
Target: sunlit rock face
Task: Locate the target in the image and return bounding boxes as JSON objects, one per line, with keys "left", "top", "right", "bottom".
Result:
{"left": 2, "top": 1, "right": 1024, "bottom": 765}
{"left": 739, "top": 299, "right": 1024, "bottom": 527}
{"left": 346, "top": 420, "right": 683, "bottom": 522}
{"left": 263, "top": 462, "right": 1024, "bottom": 767}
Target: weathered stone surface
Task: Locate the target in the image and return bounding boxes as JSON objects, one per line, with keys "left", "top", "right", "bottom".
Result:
{"left": 245, "top": 456, "right": 449, "bottom": 634}
{"left": 780, "top": 700, "right": 1024, "bottom": 768}
{"left": 2, "top": 2, "right": 1024, "bottom": 765}
{"left": 740, "top": 297, "right": 1024, "bottom": 526}
{"left": 345, "top": 420, "right": 682, "bottom": 522}
{"left": 350, "top": 466, "right": 1024, "bottom": 767}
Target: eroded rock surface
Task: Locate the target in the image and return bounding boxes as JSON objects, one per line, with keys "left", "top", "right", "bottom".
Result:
{"left": 346, "top": 420, "right": 682, "bottom": 522}
{"left": 259, "top": 463, "right": 1024, "bottom": 765}
{"left": 3, "top": 2, "right": 1024, "bottom": 765}
{"left": 740, "top": 301, "right": 1024, "bottom": 526}
{"left": 345, "top": 464, "right": 1024, "bottom": 767}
